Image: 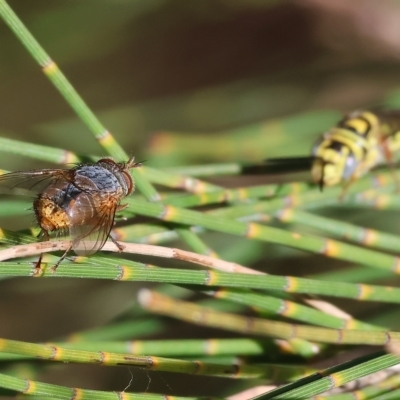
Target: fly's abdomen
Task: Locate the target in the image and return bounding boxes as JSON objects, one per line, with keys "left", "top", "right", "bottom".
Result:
{"left": 52, "top": 184, "right": 81, "bottom": 208}
{"left": 33, "top": 183, "right": 81, "bottom": 234}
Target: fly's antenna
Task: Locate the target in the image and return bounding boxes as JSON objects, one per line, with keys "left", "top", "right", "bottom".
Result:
{"left": 125, "top": 156, "right": 141, "bottom": 169}
{"left": 130, "top": 159, "right": 146, "bottom": 169}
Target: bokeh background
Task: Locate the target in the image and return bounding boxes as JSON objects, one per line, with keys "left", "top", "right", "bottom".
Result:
{"left": 3, "top": 0, "right": 400, "bottom": 168}
{"left": 2, "top": 0, "right": 400, "bottom": 397}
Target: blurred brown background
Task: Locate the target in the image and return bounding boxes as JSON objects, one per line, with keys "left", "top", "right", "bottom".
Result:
{"left": 2, "top": 1, "right": 400, "bottom": 168}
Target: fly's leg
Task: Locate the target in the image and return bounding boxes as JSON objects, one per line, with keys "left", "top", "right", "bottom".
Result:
{"left": 339, "top": 159, "right": 370, "bottom": 201}
{"left": 32, "top": 229, "right": 49, "bottom": 277}
{"left": 32, "top": 253, "right": 44, "bottom": 277}
{"left": 117, "top": 203, "right": 128, "bottom": 211}
{"left": 49, "top": 243, "right": 73, "bottom": 274}
{"left": 338, "top": 175, "right": 357, "bottom": 201}
{"left": 110, "top": 235, "right": 125, "bottom": 252}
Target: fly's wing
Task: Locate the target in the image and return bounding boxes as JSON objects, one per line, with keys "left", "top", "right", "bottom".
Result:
{"left": 67, "top": 191, "right": 118, "bottom": 256}
{"left": 0, "top": 169, "right": 72, "bottom": 195}
{"left": 241, "top": 156, "right": 315, "bottom": 175}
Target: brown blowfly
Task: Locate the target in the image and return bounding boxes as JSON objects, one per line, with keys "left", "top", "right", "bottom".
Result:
{"left": 0, "top": 156, "right": 141, "bottom": 274}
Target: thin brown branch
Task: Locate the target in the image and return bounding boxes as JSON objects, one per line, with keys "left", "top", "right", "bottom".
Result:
{"left": 0, "top": 240, "right": 262, "bottom": 275}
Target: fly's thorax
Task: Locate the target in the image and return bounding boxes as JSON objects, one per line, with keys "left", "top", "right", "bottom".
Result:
{"left": 73, "top": 163, "right": 125, "bottom": 197}
{"left": 97, "top": 158, "right": 134, "bottom": 196}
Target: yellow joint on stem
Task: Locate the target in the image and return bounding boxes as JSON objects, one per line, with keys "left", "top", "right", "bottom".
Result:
{"left": 42, "top": 59, "right": 57, "bottom": 74}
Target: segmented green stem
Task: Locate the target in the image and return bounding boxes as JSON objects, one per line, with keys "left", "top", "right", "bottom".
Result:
{"left": 139, "top": 290, "right": 400, "bottom": 347}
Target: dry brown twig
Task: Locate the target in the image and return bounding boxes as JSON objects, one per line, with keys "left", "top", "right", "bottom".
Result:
{"left": 0, "top": 240, "right": 262, "bottom": 275}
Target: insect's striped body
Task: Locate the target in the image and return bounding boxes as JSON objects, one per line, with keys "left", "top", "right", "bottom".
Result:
{"left": 243, "top": 109, "right": 400, "bottom": 192}
{"left": 311, "top": 111, "right": 384, "bottom": 188}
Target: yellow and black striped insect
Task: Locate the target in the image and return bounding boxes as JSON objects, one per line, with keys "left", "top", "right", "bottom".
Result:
{"left": 242, "top": 109, "right": 400, "bottom": 193}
